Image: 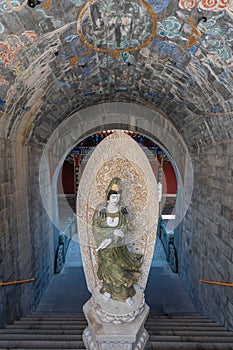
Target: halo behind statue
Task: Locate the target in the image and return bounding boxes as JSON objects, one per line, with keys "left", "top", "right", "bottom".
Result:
{"left": 77, "top": 131, "right": 158, "bottom": 301}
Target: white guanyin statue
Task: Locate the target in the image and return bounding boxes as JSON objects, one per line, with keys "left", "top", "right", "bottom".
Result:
{"left": 92, "top": 177, "right": 142, "bottom": 305}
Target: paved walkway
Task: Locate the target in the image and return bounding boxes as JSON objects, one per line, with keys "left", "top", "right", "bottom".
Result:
{"left": 36, "top": 238, "right": 196, "bottom": 315}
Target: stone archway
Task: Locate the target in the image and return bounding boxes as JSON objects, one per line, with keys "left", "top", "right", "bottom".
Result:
{"left": 39, "top": 102, "right": 193, "bottom": 237}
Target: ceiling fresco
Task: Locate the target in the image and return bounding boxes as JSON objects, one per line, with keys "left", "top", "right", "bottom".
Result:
{"left": 0, "top": 0, "right": 232, "bottom": 148}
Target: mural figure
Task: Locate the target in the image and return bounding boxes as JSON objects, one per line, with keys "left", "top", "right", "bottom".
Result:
{"left": 92, "top": 177, "right": 143, "bottom": 304}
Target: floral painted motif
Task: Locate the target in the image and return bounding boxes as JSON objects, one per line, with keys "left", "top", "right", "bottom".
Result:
{"left": 21, "top": 30, "right": 37, "bottom": 44}
{"left": 179, "top": 0, "right": 229, "bottom": 11}
{"left": 157, "top": 16, "right": 181, "bottom": 37}
{"left": 0, "top": 35, "right": 22, "bottom": 68}
{"left": 146, "top": 0, "right": 169, "bottom": 12}
{"left": 0, "top": 74, "right": 9, "bottom": 85}
{"left": 202, "top": 12, "right": 232, "bottom": 60}
{"left": 0, "top": 0, "right": 13, "bottom": 14}
{"left": 0, "top": 31, "right": 37, "bottom": 68}
{"left": 5, "top": 0, "right": 27, "bottom": 12}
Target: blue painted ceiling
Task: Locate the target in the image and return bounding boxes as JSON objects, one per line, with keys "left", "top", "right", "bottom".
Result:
{"left": 0, "top": 0, "right": 232, "bottom": 149}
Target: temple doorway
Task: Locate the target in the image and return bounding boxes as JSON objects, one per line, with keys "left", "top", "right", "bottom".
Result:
{"left": 55, "top": 129, "right": 179, "bottom": 274}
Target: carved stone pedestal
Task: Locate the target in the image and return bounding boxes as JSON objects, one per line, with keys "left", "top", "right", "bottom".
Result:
{"left": 83, "top": 300, "right": 149, "bottom": 350}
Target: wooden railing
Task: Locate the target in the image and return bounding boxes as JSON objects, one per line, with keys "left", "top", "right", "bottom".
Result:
{"left": 199, "top": 279, "right": 233, "bottom": 287}
{"left": 0, "top": 278, "right": 35, "bottom": 286}
{"left": 157, "top": 216, "right": 178, "bottom": 273}
{"left": 55, "top": 215, "right": 77, "bottom": 274}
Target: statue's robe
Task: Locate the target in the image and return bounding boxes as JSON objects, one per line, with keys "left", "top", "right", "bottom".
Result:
{"left": 93, "top": 204, "right": 142, "bottom": 301}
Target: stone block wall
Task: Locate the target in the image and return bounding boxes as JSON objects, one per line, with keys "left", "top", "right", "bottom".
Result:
{"left": 180, "top": 140, "right": 233, "bottom": 330}
{"left": 0, "top": 138, "right": 53, "bottom": 327}
{"left": 28, "top": 144, "right": 54, "bottom": 310}
{"left": 0, "top": 138, "right": 18, "bottom": 325}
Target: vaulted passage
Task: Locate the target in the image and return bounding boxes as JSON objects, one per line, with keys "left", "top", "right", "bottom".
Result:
{"left": 0, "top": 0, "right": 232, "bottom": 343}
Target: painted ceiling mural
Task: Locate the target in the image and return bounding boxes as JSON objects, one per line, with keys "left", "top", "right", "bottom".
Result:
{"left": 0, "top": 0, "right": 232, "bottom": 147}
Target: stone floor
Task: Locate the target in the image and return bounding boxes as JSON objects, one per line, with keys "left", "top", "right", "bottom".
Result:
{"left": 36, "top": 237, "right": 196, "bottom": 315}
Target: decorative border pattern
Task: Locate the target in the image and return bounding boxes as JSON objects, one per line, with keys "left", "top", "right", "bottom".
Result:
{"left": 179, "top": 0, "right": 230, "bottom": 11}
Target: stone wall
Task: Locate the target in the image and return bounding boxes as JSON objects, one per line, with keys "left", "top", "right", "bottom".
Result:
{"left": 0, "top": 138, "right": 18, "bottom": 325}
{"left": 180, "top": 140, "right": 233, "bottom": 330}
{"left": 28, "top": 143, "right": 54, "bottom": 311}
{"left": 0, "top": 138, "right": 53, "bottom": 327}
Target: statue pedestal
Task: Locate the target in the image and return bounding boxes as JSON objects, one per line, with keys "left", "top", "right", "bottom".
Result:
{"left": 83, "top": 299, "right": 150, "bottom": 350}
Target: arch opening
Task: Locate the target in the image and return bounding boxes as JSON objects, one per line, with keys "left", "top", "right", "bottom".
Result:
{"left": 56, "top": 129, "right": 180, "bottom": 271}
{"left": 38, "top": 102, "right": 193, "bottom": 274}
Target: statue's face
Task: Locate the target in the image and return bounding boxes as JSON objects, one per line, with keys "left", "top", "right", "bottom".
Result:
{"left": 109, "top": 193, "right": 120, "bottom": 206}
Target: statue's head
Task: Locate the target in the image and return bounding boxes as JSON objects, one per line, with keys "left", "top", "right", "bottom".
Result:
{"left": 107, "top": 192, "right": 121, "bottom": 205}
{"left": 107, "top": 190, "right": 120, "bottom": 200}
{"left": 106, "top": 177, "right": 122, "bottom": 202}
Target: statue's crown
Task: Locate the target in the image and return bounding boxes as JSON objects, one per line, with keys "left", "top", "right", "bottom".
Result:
{"left": 111, "top": 184, "right": 120, "bottom": 191}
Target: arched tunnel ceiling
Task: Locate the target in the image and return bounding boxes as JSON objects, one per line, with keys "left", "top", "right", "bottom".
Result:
{"left": 0, "top": 0, "right": 232, "bottom": 150}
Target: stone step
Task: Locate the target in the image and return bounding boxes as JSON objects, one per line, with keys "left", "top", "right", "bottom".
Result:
{"left": 150, "top": 342, "right": 233, "bottom": 349}
{"left": 2, "top": 328, "right": 232, "bottom": 338}
{"left": 17, "top": 319, "right": 220, "bottom": 326}
{"left": 1, "top": 333, "right": 232, "bottom": 344}
{"left": 24, "top": 313, "right": 86, "bottom": 317}
{"left": 149, "top": 330, "right": 233, "bottom": 336}
{"left": 148, "top": 316, "right": 216, "bottom": 320}
{"left": 19, "top": 322, "right": 220, "bottom": 328}
{"left": 29, "top": 313, "right": 86, "bottom": 317}
{"left": 149, "top": 335, "right": 233, "bottom": 343}
{"left": 28, "top": 313, "right": 208, "bottom": 322}
{"left": 0, "top": 341, "right": 85, "bottom": 349}
{"left": 0, "top": 329, "right": 84, "bottom": 335}
{"left": 24, "top": 316, "right": 213, "bottom": 323}
{"left": 30, "top": 313, "right": 202, "bottom": 319}
{"left": 31, "top": 313, "right": 199, "bottom": 317}
{"left": 146, "top": 325, "right": 228, "bottom": 331}
{"left": 22, "top": 316, "right": 86, "bottom": 321}
{"left": 148, "top": 319, "right": 215, "bottom": 323}
{"left": 13, "top": 320, "right": 87, "bottom": 325}
{"left": 0, "top": 334, "right": 83, "bottom": 341}
{"left": 148, "top": 314, "right": 205, "bottom": 319}
{"left": 146, "top": 319, "right": 220, "bottom": 327}
{"left": 4, "top": 326, "right": 230, "bottom": 334}
{"left": 1, "top": 312, "right": 233, "bottom": 350}
{"left": 6, "top": 324, "right": 86, "bottom": 330}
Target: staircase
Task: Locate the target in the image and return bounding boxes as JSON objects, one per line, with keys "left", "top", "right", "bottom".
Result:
{"left": 0, "top": 312, "right": 233, "bottom": 349}
{"left": 146, "top": 314, "right": 233, "bottom": 349}
{"left": 0, "top": 313, "right": 86, "bottom": 350}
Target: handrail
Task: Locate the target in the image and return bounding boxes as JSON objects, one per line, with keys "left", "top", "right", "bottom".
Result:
{"left": 157, "top": 216, "right": 178, "bottom": 273}
{"left": 0, "top": 278, "right": 35, "bottom": 286}
{"left": 55, "top": 215, "right": 77, "bottom": 274}
{"left": 199, "top": 279, "right": 233, "bottom": 287}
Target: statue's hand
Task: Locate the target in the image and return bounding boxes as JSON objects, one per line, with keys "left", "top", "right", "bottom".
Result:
{"left": 113, "top": 229, "right": 125, "bottom": 238}
{"left": 121, "top": 207, "right": 128, "bottom": 215}
{"left": 96, "top": 238, "right": 111, "bottom": 251}
{"left": 98, "top": 207, "right": 106, "bottom": 219}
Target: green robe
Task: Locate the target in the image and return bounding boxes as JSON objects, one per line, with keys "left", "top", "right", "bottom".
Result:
{"left": 93, "top": 204, "right": 142, "bottom": 301}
